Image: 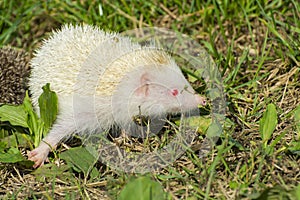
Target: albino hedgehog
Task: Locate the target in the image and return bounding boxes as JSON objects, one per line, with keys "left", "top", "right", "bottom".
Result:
{"left": 28, "top": 24, "right": 206, "bottom": 168}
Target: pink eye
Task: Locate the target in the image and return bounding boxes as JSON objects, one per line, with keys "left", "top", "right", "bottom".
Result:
{"left": 171, "top": 89, "right": 179, "bottom": 96}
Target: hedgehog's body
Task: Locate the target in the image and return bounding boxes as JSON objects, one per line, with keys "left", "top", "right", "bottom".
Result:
{"left": 28, "top": 24, "right": 206, "bottom": 167}
{"left": 0, "top": 47, "right": 30, "bottom": 105}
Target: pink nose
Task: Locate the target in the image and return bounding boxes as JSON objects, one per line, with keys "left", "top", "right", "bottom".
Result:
{"left": 195, "top": 95, "right": 206, "bottom": 106}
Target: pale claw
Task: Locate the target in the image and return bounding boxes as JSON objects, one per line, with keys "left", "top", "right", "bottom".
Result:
{"left": 28, "top": 143, "right": 51, "bottom": 168}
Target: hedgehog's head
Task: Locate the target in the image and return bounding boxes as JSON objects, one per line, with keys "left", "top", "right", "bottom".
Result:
{"left": 125, "top": 64, "right": 206, "bottom": 116}
{"left": 108, "top": 49, "right": 206, "bottom": 128}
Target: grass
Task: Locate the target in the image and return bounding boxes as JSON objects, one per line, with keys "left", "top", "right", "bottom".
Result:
{"left": 0, "top": 0, "right": 299, "bottom": 199}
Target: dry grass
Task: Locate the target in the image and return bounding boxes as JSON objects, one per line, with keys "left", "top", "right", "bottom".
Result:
{"left": 0, "top": 0, "right": 299, "bottom": 199}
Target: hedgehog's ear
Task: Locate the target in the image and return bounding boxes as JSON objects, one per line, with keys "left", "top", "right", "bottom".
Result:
{"left": 136, "top": 73, "right": 150, "bottom": 96}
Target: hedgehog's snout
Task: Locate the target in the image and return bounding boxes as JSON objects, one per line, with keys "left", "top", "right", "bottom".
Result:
{"left": 195, "top": 95, "right": 206, "bottom": 106}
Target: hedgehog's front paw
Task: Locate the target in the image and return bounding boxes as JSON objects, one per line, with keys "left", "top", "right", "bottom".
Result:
{"left": 28, "top": 143, "right": 51, "bottom": 168}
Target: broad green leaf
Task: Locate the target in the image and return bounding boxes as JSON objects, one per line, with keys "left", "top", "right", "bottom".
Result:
{"left": 119, "top": 176, "right": 168, "bottom": 200}
{"left": 251, "top": 185, "right": 300, "bottom": 200}
{"left": 0, "top": 104, "right": 28, "bottom": 128}
{"left": 292, "top": 185, "right": 300, "bottom": 199}
{"left": 38, "top": 83, "right": 58, "bottom": 133}
{"left": 60, "top": 146, "right": 99, "bottom": 179}
{"left": 0, "top": 141, "right": 7, "bottom": 151}
{"left": 23, "top": 92, "right": 44, "bottom": 147}
{"left": 207, "top": 87, "right": 222, "bottom": 100}
{"left": 0, "top": 147, "right": 24, "bottom": 163}
{"left": 23, "top": 92, "right": 39, "bottom": 136}
{"left": 175, "top": 116, "right": 212, "bottom": 134}
{"left": 287, "top": 141, "right": 300, "bottom": 156}
{"left": 22, "top": 91, "right": 35, "bottom": 114}
{"left": 259, "top": 103, "right": 278, "bottom": 144}
{"left": 21, "top": 85, "right": 58, "bottom": 148}
{"left": 206, "top": 120, "right": 223, "bottom": 138}
{"left": 32, "top": 163, "right": 71, "bottom": 181}
{"left": 187, "top": 68, "right": 205, "bottom": 83}
{"left": 1, "top": 133, "right": 30, "bottom": 148}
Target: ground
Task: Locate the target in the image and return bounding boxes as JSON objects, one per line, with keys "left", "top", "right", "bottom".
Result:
{"left": 0, "top": 0, "right": 299, "bottom": 199}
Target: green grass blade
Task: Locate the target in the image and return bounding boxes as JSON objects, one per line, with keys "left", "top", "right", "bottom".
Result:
{"left": 294, "top": 105, "right": 300, "bottom": 139}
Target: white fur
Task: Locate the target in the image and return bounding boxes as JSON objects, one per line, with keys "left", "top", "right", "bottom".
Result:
{"left": 28, "top": 24, "right": 205, "bottom": 167}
